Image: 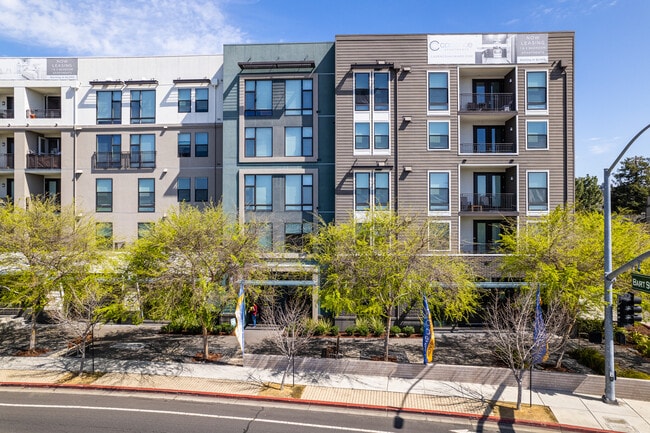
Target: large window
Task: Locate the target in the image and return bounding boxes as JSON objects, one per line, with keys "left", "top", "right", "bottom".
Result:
{"left": 195, "top": 132, "right": 208, "bottom": 157}
{"left": 428, "top": 221, "right": 450, "bottom": 251}
{"left": 354, "top": 172, "right": 389, "bottom": 211}
{"left": 130, "top": 90, "right": 155, "bottom": 124}
{"left": 245, "top": 127, "right": 273, "bottom": 157}
{"left": 354, "top": 122, "right": 370, "bottom": 150}
{"left": 138, "top": 222, "right": 152, "bottom": 239}
{"left": 354, "top": 73, "right": 370, "bottom": 111}
{"left": 527, "top": 71, "right": 547, "bottom": 110}
{"left": 285, "top": 223, "right": 312, "bottom": 253}
{"left": 285, "top": 127, "right": 313, "bottom": 157}
{"left": 130, "top": 134, "right": 155, "bottom": 168}
{"left": 428, "top": 172, "right": 450, "bottom": 212}
{"left": 374, "top": 72, "right": 389, "bottom": 111}
{"left": 244, "top": 174, "right": 272, "bottom": 211}
{"left": 428, "top": 72, "right": 449, "bottom": 111}
{"left": 285, "top": 79, "right": 312, "bottom": 115}
{"left": 428, "top": 121, "right": 449, "bottom": 150}
{"left": 96, "top": 91, "right": 121, "bottom": 124}
{"left": 245, "top": 80, "right": 272, "bottom": 116}
{"left": 96, "top": 179, "right": 113, "bottom": 212}
{"left": 195, "top": 177, "right": 208, "bottom": 202}
{"left": 138, "top": 178, "right": 155, "bottom": 212}
{"left": 527, "top": 121, "right": 548, "bottom": 149}
{"left": 374, "top": 122, "right": 389, "bottom": 150}
{"left": 177, "top": 177, "right": 190, "bottom": 202}
{"left": 195, "top": 88, "right": 209, "bottom": 112}
{"left": 527, "top": 171, "right": 548, "bottom": 212}
{"left": 354, "top": 72, "right": 389, "bottom": 112}
{"left": 178, "top": 88, "right": 191, "bottom": 113}
{"left": 96, "top": 135, "right": 121, "bottom": 169}
{"left": 285, "top": 174, "right": 313, "bottom": 211}
{"left": 178, "top": 133, "right": 191, "bottom": 157}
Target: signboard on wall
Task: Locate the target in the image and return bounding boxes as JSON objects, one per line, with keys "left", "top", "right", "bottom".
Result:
{"left": 0, "top": 58, "right": 78, "bottom": 80}
{"left": 427, "top": 33, "right": 548, "bottom": 65}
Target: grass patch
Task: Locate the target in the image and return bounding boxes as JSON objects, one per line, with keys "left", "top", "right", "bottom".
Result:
{"left": 57, "top": 371, "right": 106, "bottom": 384}
{"left": 488, "top": 401, "right": 557, "bottom": 423}
{"left": 258, "top": 382, "right": 305, "bottom": 399}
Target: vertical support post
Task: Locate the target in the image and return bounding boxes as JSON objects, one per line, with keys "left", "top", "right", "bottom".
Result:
{"left": 603, "top": 168, "right": 616, "bottom": 403}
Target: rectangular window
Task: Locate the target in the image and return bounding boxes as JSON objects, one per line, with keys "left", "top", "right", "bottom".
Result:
{"left": 96, "top": 178, "right": 113, "bottom": 212}
{"left": 195, "top": 176, "right": 208, "bottom": 202}
{"left": 285, "top": 79, "right": 312, "bottom": 115}
{"left": 429, "top": 172, "right": 450, "bottom": 212}
{"left": 245, "top": 80, "right": 272, "bottom": 116}
{"left": 96, "top": 91, "right": 121, "bottom": 124}
{"left": 285, "top": 174, "right": 313, "bottom": 211}
{"left": 354, "top": 172, "right": 389, "bottom": 211}
{"left": 195, "top": 88, "right": 208, "bottom": 112}
{"left": 354, "top": 73, "right": 370, "bottom": 111}
{"left": 130, "top": 90, "right": 155, "bottom": 124}
{"left": 177, "top": 177, "right": 191, "bottom": 202}
{"left": 258, "top": 222, "right": 273, "bottom": 251}
{"left": 428, "top": 221, "right": 451, "bottom": 251}
{"left": 528, "top": 172, "right": 548, "bottom": 211}
{"left": 527, "top": 71, "right": 547, "bottom": 110}
{"left": 285, "top": 222, "right": 312, "bottom": 253}
{"left": 428, "top": 121, "right": 449, "bottom": 150}
{"left": 527, "top": 121, "right": 548, "bottom": 149}
{"left": 374, "top": 172, "right": 389, "bottom": 209}
{"left": 96, "top": 222, "right": 113, "bottom": 248}
{"left": 96, "top": 135, "right": 121, "bottom": 169}
{"left": 244, "top": 174, "right": 272, "bottom": 211}
{"left": 355, "top": 172, "right": 370, "bottom": 211}
{"left": 285, "top": 127, "right": 313, "bottom": 157}
{"left": 178, "top": 133, "right": 191, "bottom": 157}
{"left": 138, "top": 178, "right": 155, "bottom": 212}
{"left": 428, "top": 72, "right": 449, "bottom": 111}
{"left": 355, "top": 122, "right": 370, "bottom": 150}
{"left": 245, "top": 127, "right": 273, "bottom": 157}
{"left": 195, "top": 132, "right": 208, "bottom": 157}
{"left": 130, "top": 134, "right": 155, "bottom": 168}
{"left": 178, "top": 88, "right": 191, "bottom": 113}
{"left": 374, "top": 122, "right": 389, "bottom": 150}
{"left": 138, "top": 222, "right": 152, "bottom": 239}
{"left": 374, "top": 72, "right": 389, "bottom": 111}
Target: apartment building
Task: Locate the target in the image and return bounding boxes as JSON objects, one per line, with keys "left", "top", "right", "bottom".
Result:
{"left": 334, "top": 32, "right": 574, "bottom": 278}
{"left": 0, "top": 55, "right": 223, "bottom": 244}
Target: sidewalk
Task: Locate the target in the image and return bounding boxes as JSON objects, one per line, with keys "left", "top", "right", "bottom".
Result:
{"left": 1, "top": 352, "right": 649, "bottom": 433}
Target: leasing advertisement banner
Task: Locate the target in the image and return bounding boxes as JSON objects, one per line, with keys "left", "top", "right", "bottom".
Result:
{"left": 427, "top": 33, "right": 548, "bottom": 65}
{"left": 0, "top": 58, "right": 78, "bottom": 80}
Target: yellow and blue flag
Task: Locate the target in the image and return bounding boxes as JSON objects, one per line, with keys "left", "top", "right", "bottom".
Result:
{"left": 422, "top": 295, "right": 435, "bottom": 365}
{"left": 235, "top": 281, "right": 245, "bottom": 356}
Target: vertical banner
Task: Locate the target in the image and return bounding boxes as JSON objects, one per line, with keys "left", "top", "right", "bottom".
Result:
{"left": 235, "top": 281, "right": 246, "bottom": 357}
{"left": 533, "top": 285, "right": 548, "bottom": 364}
{"left": 422, "top": 295, "right": 435, "bottom": 365}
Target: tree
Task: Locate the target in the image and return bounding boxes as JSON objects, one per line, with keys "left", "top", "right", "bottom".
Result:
{"left": 0, "top": 198, "right": 101, "bottom": 352}
{"left": 575, "top": 175, "right": 603, "bottom": 213}
{"left": 611, "top": 156, "right": 650, "bottom": 214}
{"left": 309, "top": 212, "right": 479, "bottom": 361}
{"left": 127, "top": 203, "right": 263, "bottom": 360}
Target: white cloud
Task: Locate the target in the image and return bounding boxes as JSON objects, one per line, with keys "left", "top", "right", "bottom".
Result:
{"left": 0, "top": 0, "right": 246, "bottom": 56}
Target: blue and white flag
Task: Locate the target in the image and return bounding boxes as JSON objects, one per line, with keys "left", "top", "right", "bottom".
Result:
{"left": 422, "top": 294, "right": 435, "bottom": 365}
{"left": 235, "top": 281, "right": 245, "bottom": 357}
{"left": 532, "top": 285, "right": 548, "bottom": 364}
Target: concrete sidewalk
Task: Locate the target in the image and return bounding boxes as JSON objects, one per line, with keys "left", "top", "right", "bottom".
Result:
{"left": 1, "top": 353, "right": 649, "bottom": 433}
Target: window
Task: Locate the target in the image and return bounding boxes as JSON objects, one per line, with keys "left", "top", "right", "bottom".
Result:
{"left": 96, "top": 222, "right": 113, "bottom": 248}
{"left": 178, "top": 89, "right": 191, "bottom": 113}
{"left": 355, "top": 122, "right": 370, "bottom": 150}
{"left": 428, "top": 121, "right": 449, "bottom": 150}
{"left": 374, "top": 72, "right": 389, "bottom": 111}
{"left": 354, "top": 73, "right": 370, "bottom": 111}
{"left": 130, "top": 90, "right": 155, "bottom": 124}
{"left": 285, "top": 79, "right": 312, "bottom": 115}
{"left": 138, "top": 178, "right": 155, "bottom": 212}
{"left": 428, "top": 72, "right": 449, "bottom": 111}
{"left": 374, "top": 122, "right": 389, "bottom": 150}
{"left": 96, "top": 91, "right": 121, "bottom": 124}
{"left": 244, "top": 174, "right": 272, "bottom": 211}
{"left": 195, "top": 88, "right": 208, "bottom": 112}
{"left": 130, "top": 134, "right": 155, "bottom": 168}
{"left": 527, "top": 71, "right": 547, "bottom": 110}
{"left": 285, "top": 127, "right": 313, "bottom": 157}
{"left": 178, "top": 133, "right": 191, "bottom": 157}
{"left": 285, "top": 222, "right": 312, "bottom": 252}
{"left": 285, "top": 174, "right": 313, "bottom": 211}
{"left": 245, "top": 80, "right": 272, "bottom": 116}
{"left": 96, "top": 179, "right": 113, "bottom": 212}
{"left": 245, "top": 127, "right": 272, "bottom": 157}
{"left": 528, "top": 172, "right": 548, "bottom": 212}
{"left": 354, "top": 172, "right": 389, "bottom": 211}
{"left": 177, "top": 177, "right": 190, "bottom": 202}
{"left": 96, "top": 135, "right": 121, "bottom": 169}
{"left": 258, "top": 223, "right": 273, "bottom": 251}
{"left": 138, "top": 222, "right": 152, "bottom": 239}
{"left": 428, "top": 221, "right": 450, "bottom": 251}
{"left": 195, "top": 132, "right": 208, "bottom": 157}
{"left": 527, "top": 121, "right": 548, "bottom": 149}
{"left": 195, "top": 177, "right": 208, "bottom": 202}
{"left": 429, "top": 172, "right": 450, "bottom": 212}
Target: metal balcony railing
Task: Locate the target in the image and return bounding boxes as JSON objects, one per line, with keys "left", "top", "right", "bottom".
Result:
{"left": 27, "top": 154, "right": 61, "bottom": 169}
{"left": 0, "top": 153, "right": 14, "bottom": 169}
{"left": 460, "top": 193, "right": 516, "bottom": 212}
{"left": 0, "top": 109, "right": 14, "bottom": 119}
{"left": 461, "top": 241, "right": 500, "bottom": 254}
{"left": 459, "top": 142, "right": 516, "bottom": 154}
{"left": 459, "top": 93, "right": 515, "bottom": 112}
{"left": 93, "top": 151, "right": 156, "bottom": 170}
{"left": 26, "top": 109, "right": 61, "bottom": 119}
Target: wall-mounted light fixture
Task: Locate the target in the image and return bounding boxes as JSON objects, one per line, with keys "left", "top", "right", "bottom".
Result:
{"left": 509, "top": 159, "right": 514, "bottom": 164}
{"left": 1, "top": 183, "right": 5, "bottom": 188}
{"left": 75, "top": 169, "right": 83, "bottom": 175}
{"left": 1, "top": 142, "right": 5, "bottom": 147}
{"left": 401, "top": 66, "right": 412, "bottom": 72}
{"left": 403, "top": 166, "right": 413, "bottom": 172}
{"left": 462, "top": 159, "right": 467, "bottom": 164}
{"left": 162, "top": 168, "right": 168, "bottom": 173}
{"left": 402, "top": 116, "right": 412, "bottom": 123}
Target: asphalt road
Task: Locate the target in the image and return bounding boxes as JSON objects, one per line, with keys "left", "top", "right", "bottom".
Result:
{"left": 0, "top": 389, "right": 558, "bottom": 433}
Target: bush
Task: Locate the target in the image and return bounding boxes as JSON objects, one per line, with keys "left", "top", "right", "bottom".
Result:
{"left": 345, "top": 326, "right": 356, "bottom": 336}
{"left": 220, "top": 323, "right": 235, "bottom": 335}
{"left": 328, "top": 325, "right": 339, "bottom": 336}
{"left": 574, "top": 317, "right": 604, "bottom": 335}
{"left": 628, "top": 331, "right": 650, "bottom": 357}
{"left": 390, "top": 325, "right": 401, "bottom": 337}
{"left": 618, "top": 368, "right": 650, "bottom": 380}
{"left": 368, "top": 317, "right": 385, "bottom": 337}
{"left": 402, "top": 325, "right": 415, "bottom": 337}
{"left": 569, "top": 347, "right": 605, "bottom": 374}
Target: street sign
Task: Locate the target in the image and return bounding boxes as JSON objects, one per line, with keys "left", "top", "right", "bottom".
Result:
{"left": 631, "top": 273, "right": 650, "bottom": 294}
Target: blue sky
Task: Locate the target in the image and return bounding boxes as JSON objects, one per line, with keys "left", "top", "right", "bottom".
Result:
{"left": 0, "top": 0, "right": 647, "bottom": 180}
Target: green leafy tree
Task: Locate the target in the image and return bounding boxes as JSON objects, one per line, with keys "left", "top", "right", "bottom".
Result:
{"left": 309, "top": 212, "right": 479, "bottom": 361}
{"left": 127, "top": 203, "right": 263, "bottom": 360}
{"left": 575, "top": 175, "right": 603, "bottom": 213}
{"left": 612, "top": 156, "right": 650, "bottom": 214}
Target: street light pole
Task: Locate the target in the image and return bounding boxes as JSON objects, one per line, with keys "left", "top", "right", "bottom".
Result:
{"left": 603, "top": 123, "right": 650, "bottom": 404}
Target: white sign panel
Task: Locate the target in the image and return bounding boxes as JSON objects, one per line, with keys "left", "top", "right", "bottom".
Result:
{"left": 0, "top": 58, "right": 78, "bottom": 80}
{"left": 428, "top": 34, "right": 548, "bottom": 65}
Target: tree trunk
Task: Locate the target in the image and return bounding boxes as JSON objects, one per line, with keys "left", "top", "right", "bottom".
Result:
{"left": 78, "top": 338, "right": 86, "bottom": 376}
{"left": 383, "top": 314, "right": 392, "bottom": 362}
{"left": 29, "top": 313, "right": 37, "bottom": 351}
{"left": 280, "top": 357, "right": 291, "bottom": 390}
{"left": 515, "top": 370, "right": 525, "bottom": 410}
{"left": 202, "top": 324, "right": 209, "bottom": 361}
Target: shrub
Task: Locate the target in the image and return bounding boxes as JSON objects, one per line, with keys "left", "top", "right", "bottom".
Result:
{"left": 628, "top": 331, "right": 650, "bottom": 357}
{"left": 220, "top": 323, "right": 235, "bottom": 335}
{"left": 315, "top": 319, "right": 331, "bottom": 336}
{"left": 402, "top": 325, "right": 415, "bottom": 337}
{"left": 345, "top": 326, "right": 356, "bottom": 336}
{"left": 618, "top": 368, "right": 650, "bottom": 380}
{"left": 368, "top": 317, "right": 385, "bottom": 337}
{"left": 569, "top": 347, "right": 605, "bottom": 374}
{"left": 329, "top": 325, "right": 340, "bottom": 336}
{"left": 574, "top": 317, "right": 604, "bottom": 335}
{"left": 355, "top": 317, "right": 370, "bottom": 337}
{"left": 390, "top": 325, "right": 401, "bottom": 337}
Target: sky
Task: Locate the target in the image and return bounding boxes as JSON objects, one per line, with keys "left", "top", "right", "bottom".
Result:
{"left": 0, "top": 0, "right": 648, "bottom": 180}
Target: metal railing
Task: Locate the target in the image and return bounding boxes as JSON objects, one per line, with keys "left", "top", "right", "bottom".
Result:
{"left": 93, "top": 151, "right": 156, "bottom": 170}
{"left": 27, "top": 154, "right": 61, "bottom": 169}
{"left": 0, "top": 109, "right": 14, "bottom": 119}
{"left": 460, "top": 193, "right": 516, "bottom": 212}
{"left": 459, "top": 142, "right": 516, "bottom": 154}
{"left": 459, "top": 93, "right": 515, "bottom": 112}
{"left": 26, "top": 109, "right": 61, "bottom": 119}
{"left": 0, "top": 153, "right": 14, "bottom": 169}
{"left": 461, "top": 241, "right": 500, "bottom": 254}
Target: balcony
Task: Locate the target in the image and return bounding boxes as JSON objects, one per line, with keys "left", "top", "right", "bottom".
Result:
{"left": 26, "top": 109, "right": 61, "bottom": 119}
{"left": 460, "top": 193, "right": 516, "bottom": 212}
{"left": 459, "top": 142, "right": 516, "bottom": 154}
{"left": 459, "top": 93, "right": 514, "bottom": 113}
{"left": 0, "top": 154, "right": 14, "bottom": 169}
{"left": 27, "top": 154, "right": 61, "bottom": 169}
{"left": 92, "top": 151, "right": 156, "bottom": 170}
{"left": 0, "top": 109, "right": 13, "bottom": 119}
{"left": 461, "top": 241, "right": 500, "bottom": 254}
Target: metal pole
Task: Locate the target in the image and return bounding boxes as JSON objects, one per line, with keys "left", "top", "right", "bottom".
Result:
{"left": 603, "top": 168, "right": 616, "bottom": 403}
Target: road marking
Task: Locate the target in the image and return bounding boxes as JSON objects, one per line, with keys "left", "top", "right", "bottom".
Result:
{"left": 0, "top": 403, "right": 392, "bottom": 432}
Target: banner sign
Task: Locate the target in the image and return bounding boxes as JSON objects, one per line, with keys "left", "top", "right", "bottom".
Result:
{"left": 0, "top": 58, "right": 78, "bottom": 80}
{"left": 428, "top": 33, "right": 548, "bottom": 65}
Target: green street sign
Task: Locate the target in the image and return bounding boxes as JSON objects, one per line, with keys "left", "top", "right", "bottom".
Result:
{"left": 631, "top": 273, "right": 650, "bottom": 294}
